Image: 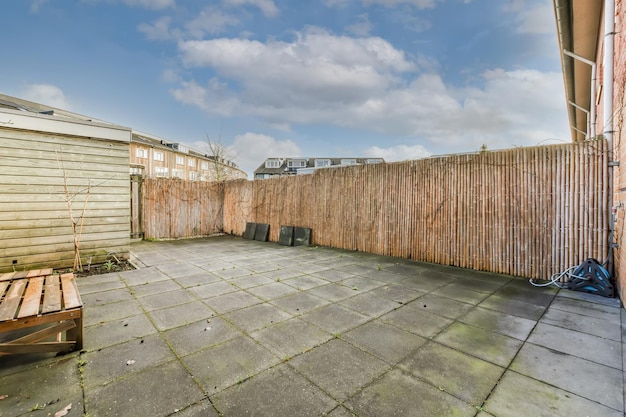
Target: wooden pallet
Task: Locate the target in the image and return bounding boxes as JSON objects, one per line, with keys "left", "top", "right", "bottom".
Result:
{"left": 0, "top": 269, "right": 83, "bottom": 355}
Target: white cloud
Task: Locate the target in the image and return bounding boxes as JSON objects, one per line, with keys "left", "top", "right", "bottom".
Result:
{"left": 185, "top": 6, "right": 240, "bottom": 37}
{"left": 348, "top": 13, "right": 373, "bottom": 36}
{"left": 229, "top": 133, "right": 302, "bottom": 176}
{"left": 502, "top": 0, "right": 554, "bottom": 35}
{"left": 122, "top": 0, "right": 174, "bottom": 9}
{"left": 29, "top": 0, "right": 49, "bottom": 13}
{"left": 22, "top": 84, "right": 70, "bottom": 109}
{"left": 324, "top": 0, "right": 352, "bottom": 7}
{"left": 177, "top": 28, "right": 416, "bottom": 112}
{"left": 172, "top": 27, "right": 568, "bottom": 155}
{"left": 81, "top": 0, "right": 174, "bottom": 9}
{"left": 362, "top": 0, "right": 436, "bottom": 9}
{"left": 138, "top": 16, "right": 180, "bottom": 41}
{"left": 363, "top": 144, "right": 431, "bottom": 161}
{"left": 222, "top": 0, "right": 279, "bottom": 17}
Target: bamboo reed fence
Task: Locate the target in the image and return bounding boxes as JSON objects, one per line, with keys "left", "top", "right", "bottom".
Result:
{"left": 142, "top": 178, "right": 224, "bottom": 239}
{"left": 141, "top": 141, "right": 609, "bottom": 280}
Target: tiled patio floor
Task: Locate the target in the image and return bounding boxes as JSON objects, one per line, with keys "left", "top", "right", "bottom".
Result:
{"left": 1, "top": 236, "right": 624, "bottom": 417}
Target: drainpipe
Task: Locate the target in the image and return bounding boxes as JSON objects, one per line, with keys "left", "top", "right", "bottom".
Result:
{"left": 563, "top": 50, "right": 597, "bottom": 139}
{"left": 604, "top": 0, "right": 616, "bottom": 276}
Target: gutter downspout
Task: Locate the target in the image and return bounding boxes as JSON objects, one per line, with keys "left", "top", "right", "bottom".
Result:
{"left": 604, "top": 0, "right": 616, "bottom": 275}
{"left": 563, "top": 50, "right": 597, "bottom": 139}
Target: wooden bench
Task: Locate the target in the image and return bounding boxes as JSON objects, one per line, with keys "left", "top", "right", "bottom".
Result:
{"left": 0, "top": 268, "right": 83, "bottom": 355}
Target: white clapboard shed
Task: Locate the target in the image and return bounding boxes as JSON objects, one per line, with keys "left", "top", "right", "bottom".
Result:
{"left": 0, "top": 95, "right": 131, "bottom": 272}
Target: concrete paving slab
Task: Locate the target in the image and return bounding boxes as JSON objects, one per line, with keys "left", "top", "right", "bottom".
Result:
{"left": 282, "top": 274, "right": 329, "bottom": 290}
{"left": 163, "top": 317, "right": 243, "bottom": 357}
{"left": 397, "top": 275, "right": 454, "bottom": 292}
{"left": 173, "top": 399, "right": 219, "bottom": 417}
{"left": 119, "top": 267, "right": 171, "bottom": 286}
{"left": 345, "top": 367, "right": 477, "bottom": 417}
{"left": 84, "top": 313, "right": 157, "bottom": 351}
{"left": 182, "top": 336, "right": 280, "bottom": 395}
{"left": 438, "top": 277, "right": 506, "bottom": 293}
{"left": 511, "top": 343, "right": 624, "bottom": 412}
{"left": 300, "top": 303, "right": 370, "bottom": 334}
{"left": 485, "top": 371, "right": 622, "bottom": 417}
{"left": 187, "top": 281, "right": 237, "bottom": 299}
{"left": 191, "top": 259, "right": 237, "bottom": 272}
{"left": 241, "top": 262, "right": 280, "bottom": 273}
{"left": 384, "top": 263, "right": 431, "bottom": 276}
{"left": 431, "top": 283, "right": 492, "bottom": 304}
{"left": 76, "top": 275, "right": 126, "bottom": 295}
{"left": 494, "top": 284, "right": 556, "bottom": 307}
{"left": 326, "top": 405, "right": 358, "bottom": 417}
{"left": 457, "top": 306, "right": 537, "bottom": 340}
{"left": 4, "top": 236, "right": 623, "bottom": 417}
{"left": 368, "top": 283, "right": 425, "bottom": 304}
{"left": 398, "top": 341, "right": 505, "bottom": 405}
{"left": 229, "top": 274, "right": 276, "bottom": 289}
{"left": 212, "top": 266, "right": 255, "bottom": 279}
{"left": 82, "top": 333, "right": 175, "bottom": 389}
{"left": 380, "top": 304, "right": 454, "bottom": 338}
{"left": 262, "top": 268, "right": 306, "bottom": 281}
{"left": 211, "top": 363, "right": 338, "bottom": 416}
{"left": 84, "top": 360, "right": 204, "bottom": 417}
{"left": 0, "top": 356, "right": 83, "bottom": 417}
{"left": 173, "top": 272, "right": 222, "bottom": 288}
{"left": 156, "top": 262, "right": 208, "bottom": 278}
{"left": 528, "top": 322, "right": 622, "bottom": 368}
{"left": 335, "top": 263, "right": 382, "bottom": 276}
{"left": 81, "top": 287, "right": 134, "bottom": 307}
{"left": 292, "top": 263, "right": 331, "bottom": 275}
{"left": 339, "top": 276, "right": 386, "bottom": 292}
{"left": 556, "top": 288, "right": 621, "bottom": 307}
{"left": 307, "top": 283, "right": 361, "bottom": 301}
{"left": 548, "top": 296, "right": 622, "bottom": 322}
{"left": 128, "top": 279, "right": 183, "bottom": 297}
{"left": 223, "top": 303, "right": 293, "bottom": 333}
{"left": 342, "top": 320, "right": 427, "bottom": 364}
{"left": 148, "top": 301, "right": 215, "bottom": 331}
{"left": 339, "top": 292, "right": 400, "bottom": 317}
{"left": 310, "top": 269, "right": 357, "bottom": 282}
{"left": 246, "top": 281, "right": 299, "bottom": 300}
{"left": 410, "top": 293, "right": 475, "bottom": 319}
{"left": 138, "top": 288, "right": 197, "bottom": 312}
{"left": 478, "top": 294, "right": 547, "bottom": 320}
{"left": 358, "top": 269, "right": 408, "bottom": 282}
{"left": 82, "top": 299, "right": 144, "bottom": 327}
{"left": 435, "top": 322, "right": 523, "bottom": 367}
{"left": 269, "top": 291, "right": 331, "bottom": 315}
{"left": 289, "top": 339, "right": 389, "bottom": 401}
{"left": 202, "top": 290, "right": 262, "bottom": 314}
{"left": 251, "top": 317, "right": 333, "bottom": 359}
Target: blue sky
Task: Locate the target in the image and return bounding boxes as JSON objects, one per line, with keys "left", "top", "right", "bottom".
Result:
{"left": 2, "top": 0, "right": 569, "bottom": 177}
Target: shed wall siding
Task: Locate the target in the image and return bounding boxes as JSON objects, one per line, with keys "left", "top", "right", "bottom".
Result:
{"left": 0, "top": 128, "right": 130, "bottom": 272}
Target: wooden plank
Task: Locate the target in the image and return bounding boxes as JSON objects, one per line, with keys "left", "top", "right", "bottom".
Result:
{"left": 5, "top": 320, "right": 75, "bottom": 344}
{"left": 17, "top": 277, "right": 44, "bottom": 318}
{"left": 0, "top": 309, "right": 82, "bottom": 333}
{"left": 0, "top": 272, "right": 16, "bottom": 282}
{"left": 0, "top": 342, "right": 75, "bottom": 355}
{"left": 0, "top": 281, "right": 9, "bottom": 297}
{"left": 42, "top": 274, "right": 62, "bottom": 314}
{"left": 0, "top": 280, "right": 27, "bottom": 321}
{"left": 61, "top": 274, "right": 82, "bottom": 309}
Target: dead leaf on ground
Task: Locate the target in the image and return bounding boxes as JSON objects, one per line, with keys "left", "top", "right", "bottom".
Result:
{"left": 54, "top": 403, "right": 72, "bottom": 417}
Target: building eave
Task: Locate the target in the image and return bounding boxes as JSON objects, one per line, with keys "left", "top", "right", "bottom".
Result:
{"left": 553, "top": 0, "right": 603, "bottom": 141}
